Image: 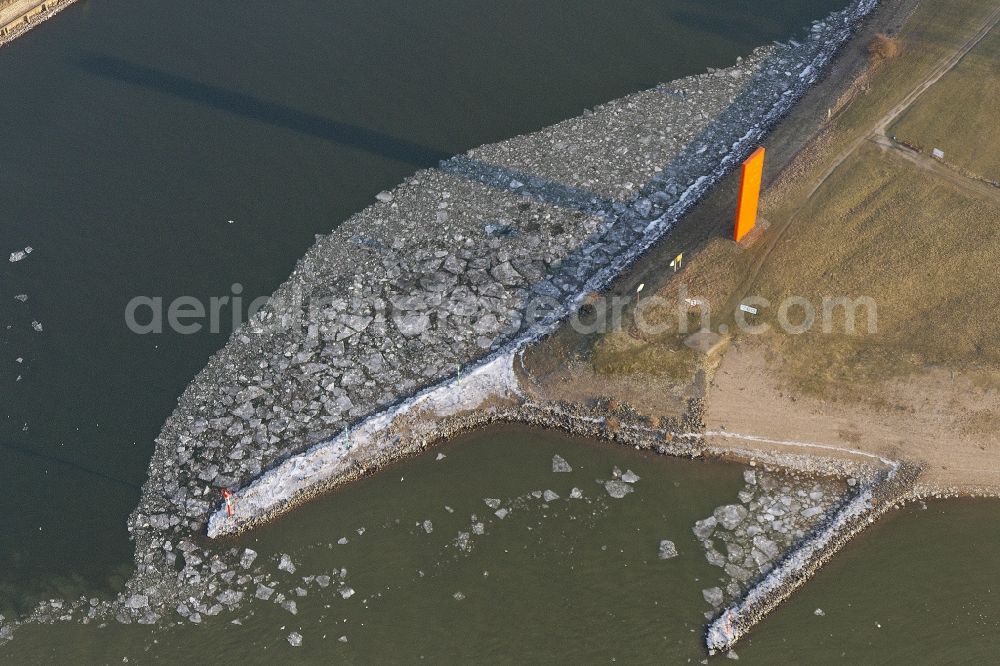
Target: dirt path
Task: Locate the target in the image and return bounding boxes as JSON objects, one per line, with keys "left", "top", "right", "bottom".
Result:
{"left": 869, "top": 133, "right": 1000, "bottom": 204}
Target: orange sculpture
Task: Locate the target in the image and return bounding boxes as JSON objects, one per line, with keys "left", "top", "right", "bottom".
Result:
{"left": 733, "top": 146, "right": 765, "bottom": 242}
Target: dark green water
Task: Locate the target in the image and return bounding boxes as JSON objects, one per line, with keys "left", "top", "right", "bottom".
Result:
{"left": 0, "top": 0, "right": 848, "bottom": 612}
{"left": 2, "top": 426, "right": 999, "bottom": 663}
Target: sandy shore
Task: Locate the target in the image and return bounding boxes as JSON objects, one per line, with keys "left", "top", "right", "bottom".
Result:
{"left": 705, "top": 345, "right": 1000, "bottom": 496}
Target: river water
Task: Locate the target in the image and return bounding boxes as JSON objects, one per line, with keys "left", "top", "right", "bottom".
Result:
{"left": 3, "top": 426, "right": 1000, "bottom": 662}
{"left": 2, "top": 0, "right": 996, "bottom": 661}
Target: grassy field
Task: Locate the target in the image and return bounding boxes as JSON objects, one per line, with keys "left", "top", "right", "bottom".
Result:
{"left": 753, "top": 142, "right": 1000, "bottom": 402}
{"left": 890, "top": 25, "right": 1000, "bottom": 182}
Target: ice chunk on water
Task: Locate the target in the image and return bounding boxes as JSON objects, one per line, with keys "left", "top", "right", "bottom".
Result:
{"left": 542, "top": 489, "right": 559, "bottom": 502}
{"left": 278, "top": 554, "right": 296, "bottom": 574}
{"left": 693, "top": 516, "right": 717, "bottom": 540}
{"left": 422, "top": 520, "right": 433, "bottom": 534}
{"left": 494, "top": 508, "right": 508, "bottom": 520}
{"left": 658, "top": 540, "right": 678, "bottom": 559}
{"left": 483, "top": 498, "right": 501, "bottom": 510}
{"left": 454, "top": 532, "right": 472, "bottom": 551}
{"left": 339, "top": 586, "right": 355, "bottom": 599}
{"left": 702, "top": 587, "right": 724, "bottom": 607}
{"left": 713, "top": 504, "right": 748, "bottom": 530}
{"left": 752, "top": 535, "right": 780, "bottom": 559}
{"left": 621, "top": 470, "right": 640, "bottom": 484}
{"left": 452, "top": 591, "right": 465, "bottom": 601}
{"left": 604, "top": 480, "right": 633, "bottom": 499}
{"left": 240, "top": 548, "right": 257, "bottom": 569}
{"left": 569, "top": 487, "right": 583, "bottom": 499}
{"left": 705, "top": 548, "right": 727, "bottom": 568}
{"left": 287, "top": 632, "right": 303, "bottom": 646}
{"left": 552, "top": 454, "right": 573, "bottom": 473}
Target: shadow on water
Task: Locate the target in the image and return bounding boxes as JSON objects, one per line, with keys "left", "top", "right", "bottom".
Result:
{"left": 0, "top": 440, "right": 140, "bottom": 491}
{"left": 77, "top": 54, "right": 452, "bottom": 167}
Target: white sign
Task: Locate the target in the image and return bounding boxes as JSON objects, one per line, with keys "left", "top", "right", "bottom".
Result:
{"left": 739, "top": 304, "right": 758, "bottom": 315}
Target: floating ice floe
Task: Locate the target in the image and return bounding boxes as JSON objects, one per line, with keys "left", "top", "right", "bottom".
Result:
{"left": 703, "top": 587, "right": 724, "bottom": 607}
{"left": 287, "top": 632, "right": 303, "bottom": 647}
{"left": 658, "top": 540, "right": 678, "bottom": 559}
{"left": 604, "top": 480, "right": 633, "bottom": 499}
{"left": 8, "top": 246, "right": 32, "bottom": 262}
{"left": 552, "top": 454, "right": 573, "bottom": 473}
{"left": 278, "top": 553, "right": 296, "bottom": 574}
{"left": 240, "top": 548, "right": 257, "bottom": 569}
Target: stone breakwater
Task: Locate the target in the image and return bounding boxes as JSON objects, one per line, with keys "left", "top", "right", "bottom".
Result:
{"left": 108, "top": 0, "right": 878, "bottom": 628}
{"left": 197, "top": 0, "right": 877, "bottom": 538}
{"left": 705, "top": 461, "right": 922, "bottom": 653}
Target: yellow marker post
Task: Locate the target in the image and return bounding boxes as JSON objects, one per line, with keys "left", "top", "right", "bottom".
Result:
{"left": 734, "top": 147, "right": 765, "bottom": 243}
